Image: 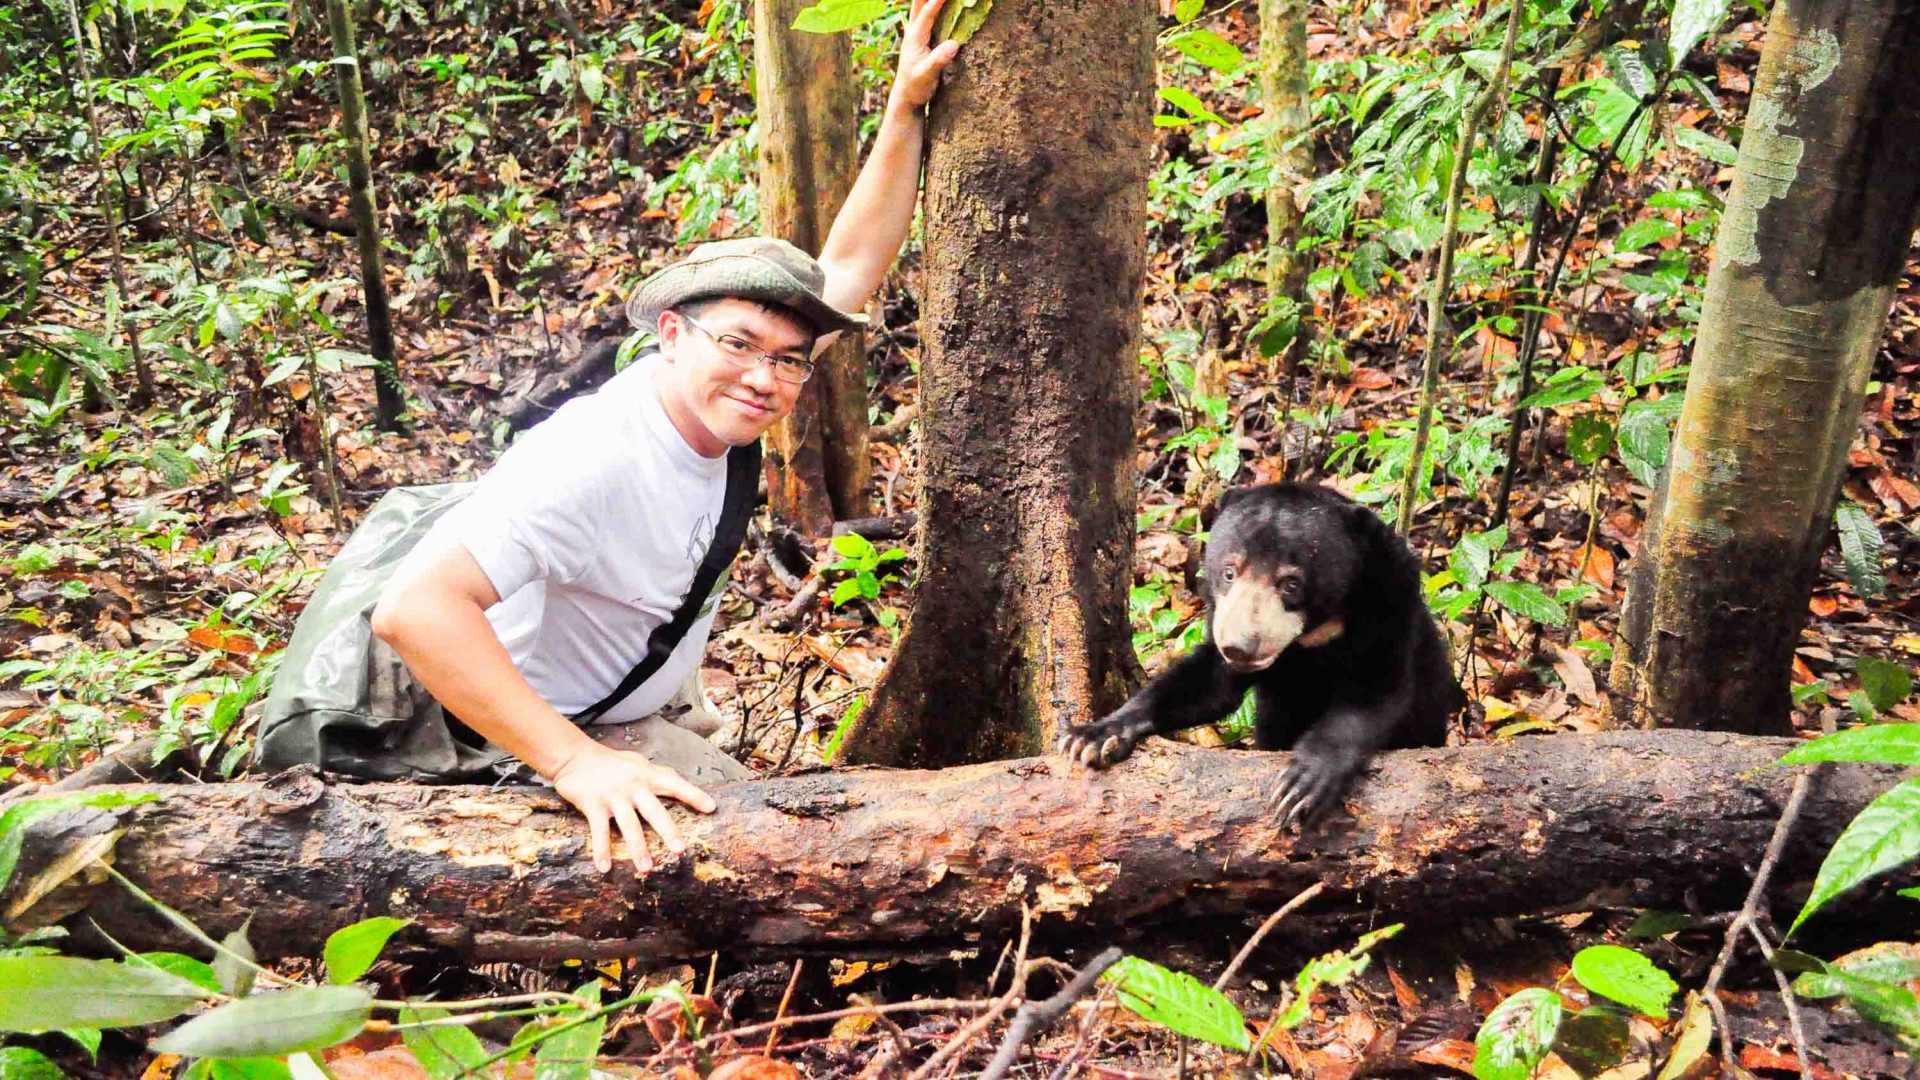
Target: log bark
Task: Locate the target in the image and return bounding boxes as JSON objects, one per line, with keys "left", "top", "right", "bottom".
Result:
{"left": 21, "top": 732, "right": 1909, "bottom": 965}
{"left": 838, "top": 0, "right": 1155, "bottom": 766}
{"left": 753, "top": 0, "right": 870, "bottom": 534}
{"left": 1612, "top": 0, "right": 1920, "bottom": 733}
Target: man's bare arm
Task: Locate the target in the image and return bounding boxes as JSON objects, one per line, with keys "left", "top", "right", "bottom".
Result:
{"left": 370, "top": 546, "right": 714, "bottom": 874}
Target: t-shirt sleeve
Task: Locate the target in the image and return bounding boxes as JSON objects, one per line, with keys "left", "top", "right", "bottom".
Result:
{"left": 443, "top": 426, "right": 616, "bottom": 601}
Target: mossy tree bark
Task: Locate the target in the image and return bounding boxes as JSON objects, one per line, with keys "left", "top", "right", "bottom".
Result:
{"left": 1612, "top": 0, "right": 1920, "bottom": 733}
{"left": 752, "top": 0, "right": 869, "bottom": 534}
{"left": 1258, "top": 0, "right": 1310, "bottom": 341}
{"left": 837, "top": 0, "right": 1155, "bottom": 767}
{"left": 324, "top": 0, "right": 407, "bottom": 431}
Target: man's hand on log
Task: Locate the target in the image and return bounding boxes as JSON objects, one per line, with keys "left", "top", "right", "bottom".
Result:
{"left": 550, "top": 744, "right": 716, "bottom": 874}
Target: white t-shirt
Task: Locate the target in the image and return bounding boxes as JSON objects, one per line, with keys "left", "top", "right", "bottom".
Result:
{"left": 407, "top": 357, "right": 729, "bottom": 723}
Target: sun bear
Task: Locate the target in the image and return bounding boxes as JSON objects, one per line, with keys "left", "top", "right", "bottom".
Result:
{"left": 1059, "top": 482, "right": 1461, "bottom": 825}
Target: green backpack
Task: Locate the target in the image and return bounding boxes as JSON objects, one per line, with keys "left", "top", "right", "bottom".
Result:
{"left": 253, "top": 442, "right": 761, "bottom": 782}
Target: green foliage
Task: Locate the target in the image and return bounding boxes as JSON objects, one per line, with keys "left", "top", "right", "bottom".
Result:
{"left": 1474, "top": 988, "right": 1563, "bottom": 1080}
{"left": 0, "top": 791, "right": 160, "bottom": 896}
{"left": 400, "top": 1007, "right": 493, "bottom": 1078}
{"left": 1835, "top": 502, "right": 1887, "bottom": 598}
{"left": 0, "top": 956, "right": 206, "bottom": 1032}
{"left": 0, "top": 1048, "right": 66, "bottom": 1080}
{"left": 1569, "top": 944, "right": 1676, "bottom": 1017}
{"left": 1781, "top": 947, "right": 1920, "bottom": 1049}
{"left": 932, "top": 0, "right": 991, "bottom": 45}
{"left": 1857, "top": 658, "right": 1914, "bottom": 713}
{"left": 323, "top": 916, "right": 409, "bottom": 985}
{"left": 534, "top": 980, "right": 607, "bottom": 1080}
{"left": 821, "top": 694, "right": 864, "bottom": 763}
{"left": 152, "top": 985, "right": 373, "bottom": 1058}
{"left": 792, "top": 0, "right": 890, "bottom": 33}
{"left": 1791, "top": 776, "right": 1920, "bottom": 934}
{"left": 823, "top": 532, "right": 909, "bottom": 608}
{"left": 1102, "top": 956, "right": 1249, "bottom": 1051}
{"left": 1279, "top": 923, "right": 1403, "bottom": 1029}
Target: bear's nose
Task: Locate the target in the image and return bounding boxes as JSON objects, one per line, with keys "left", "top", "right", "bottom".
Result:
{"left": 1220, "top": 641, "right": 1260, "bottom": 667}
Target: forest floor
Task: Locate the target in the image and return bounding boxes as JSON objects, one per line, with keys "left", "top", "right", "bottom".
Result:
{"left": 2, "top": 0, "right": 1919, "bottom": 1076}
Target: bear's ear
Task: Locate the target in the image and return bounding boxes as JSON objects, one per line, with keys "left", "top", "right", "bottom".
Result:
{"left": 1202, "top": 485, "right": 1246, "bottom": 530}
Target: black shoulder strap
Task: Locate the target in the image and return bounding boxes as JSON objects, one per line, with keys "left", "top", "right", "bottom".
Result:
{"left": 570, "top": 440, "right": 762, "bottom": 725}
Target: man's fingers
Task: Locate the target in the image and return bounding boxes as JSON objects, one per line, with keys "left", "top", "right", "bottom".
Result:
{"left": 657, "top": 772, "right": 717, "bottom": 814}
{"left": 586, "top": 803, "right": 614, "bottom": 873}
{"left": 611, "top": 799, "right": 653, "bottom": 874}
{"left": 910, "top": 0, "right": 950, "bottom": 38}
{"left": 634, "top": 792, "right": 685, "bottom": 854}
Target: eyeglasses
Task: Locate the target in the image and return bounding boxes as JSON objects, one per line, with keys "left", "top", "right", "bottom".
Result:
{"left": 677, "top": 313, "right": 817, "bottom": 384}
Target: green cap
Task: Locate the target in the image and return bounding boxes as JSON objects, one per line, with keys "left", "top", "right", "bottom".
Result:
{"left": 626, "top": 237, "right": 869, "bottom": 337}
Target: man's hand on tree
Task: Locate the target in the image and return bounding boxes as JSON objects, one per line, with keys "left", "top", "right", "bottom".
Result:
{"left": 550, "top": 743, "right": 717, "bottom": 874}
{"left": 888, "top": 0, "right": 962, "bottom": 114}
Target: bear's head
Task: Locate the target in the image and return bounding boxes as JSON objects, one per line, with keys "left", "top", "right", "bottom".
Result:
{"left": 1202, "top": 484, "right": 1369, "bottom": 672}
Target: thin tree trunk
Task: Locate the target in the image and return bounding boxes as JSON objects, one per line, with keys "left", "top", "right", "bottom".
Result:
{"left": 837, "top": 0, "right": 1154, "bottom": 766}
{"left": 61, "top": 0, "right": 153, "bottom": 409}
{"left": 1612, "top": 0, "right": 1920, "bottom": 733}
{"left": 1395, "top": 0, "right": 1522, "bottom": 534}
{"left": 323, "top": 0, "right": 407, "bottom": 431}
{"left": 1259, "top": 0, "right": 1310, "bottom": 341}
{"left": 753, "top": 0, "right": 869, "bottom": 534}
{"left": 25, "top": 733, "right": 1906, "bottom": 963}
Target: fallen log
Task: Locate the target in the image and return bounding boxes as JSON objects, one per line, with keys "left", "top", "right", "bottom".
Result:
{"left": 13, "top": 731, "right": 1907, "bottom": 964}
{"left": 501, "top": 330, "right": 626, "bottom": 432}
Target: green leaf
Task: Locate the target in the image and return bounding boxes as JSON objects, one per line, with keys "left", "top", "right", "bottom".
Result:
{"left": 0, "top": 791, "right": 158, "bottom": 897}
{"left": 831, "top": 532, "right": 876, "bottom": 561}
{"left": 193, "top": 1060, "right": 295, "bottom": 1080}
{"left": 1791, "top": 942, "right": 1920, "bottom": 999}
{"left": 1570, "top": 945, "right": 1676, "bottom": 1017}
{"left": 1518, "top": 367, "right": 1605, "bottom": 409}
{"left": 214, "top": 301, "right": 245, "bottom": 341}
{"left": 262, "top": 353, "right": 306, "bottom": 387}
{"left": 324, "top": 916, "right": 408, "bottom": 985}
{"left": 534, "top": 980, "right": 605, "bottom": 1080}
{"left": 1668, "top": 0, "right": 1732, "bottom": 66}
{"left": 1674, "top": 124, "right": 1739, "bottom": 166}
{"left": 1835, "top": 502, "right": 1887, "bottom": 598}
{"left": 1782, "top": 724, "right": 1920, "bottom": 767}
{"left": 1102, "top": 955, "right": 1249, "bottom": 1050}
{"left": 1858, "top": 659, "right": 1913, "bottom": 713}
{"left": 148, "top": 442, "right": 198, "bottom": 486}
{"left": 1168, "top": 29, "right": 1243, "bottom": 74}
{"left": 933, "top": 0, "right": 991, "bottom": 45}
{"left": 1450, "top": 526, "right": 1507, "bottom": 592}
{"left": 154, "top": 985, "right": 372, "bottom": 1058}
{"left": 0, "top": 957, "right": 205, "bottom": 1032}
{"left": 1485, "top": 581, "right": 1568, "bottom": 627}
{"left": 135, "top": 952, "right": 222, "bottom": 994}
{"left": 1157, "top": 86, "right": 1226, "bottom": 126}
{"left": 792, "top": 0, "right": 889, "bottom": 32}
{"left": 400, "top": 1007, "right": 492, "bottom": 1079}
{"left": 1474, "top": 988, "right": 1563, "bottom": 1080}
{"left": 1789, "top": 964, "right": 1920, "bottom": 1043}
{"left": 1567, "top": 415, "right": 1615, "bottom": 467}
{"left": 59, "top": 1027, "right": 101, "bottom": 1062}
{"left": 1613, "top": 217, "right": 1679, "bottom": 254}
{"left": 1174, "top": 0, "right": 1203, "bottom": 21}
{"left": 1616, "top": 398, "right": 1678, "bottom": 487}
{"left": 0, "top": 1047, "right": 67, "bottom": 1079}
{"left": 1625, "top": 910, "right": 1698, "bottom": 939}
{"left": 830, "top": 578, "right": 863, "bottom": 607}
{"left": 1792, "top": 777, "right": 1920, "bottom": 935}
{"left": 214, "top": 920, "right": 258, "bottom": 999}
{"left": 1280, "top": 924, "right": 1402, "bottom": 1030}
{"left": 1552, "top": 1007, "right": 1631, "bottom": 1078}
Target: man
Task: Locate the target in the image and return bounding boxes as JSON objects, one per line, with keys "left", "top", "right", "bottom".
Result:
{"left": 370, "top": 0, "right": 959, "bottom": 876}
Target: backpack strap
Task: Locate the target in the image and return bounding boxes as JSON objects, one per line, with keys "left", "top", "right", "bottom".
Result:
{"left": 570, "top": 440, "right": 762, "bottom": 725}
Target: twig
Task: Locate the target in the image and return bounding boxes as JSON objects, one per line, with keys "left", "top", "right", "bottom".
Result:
{"left": 752, "top": 574, "right": 825, "bottom": 631}
{"left": 764, "top": 958, "right": 804, "bottom": 1055}
{"left": 1044, "top": 982, "right": 1119, "bottom": 1080}
{"left": 1745, "top": 921, "right": 1815, "bottom": 1080}
{"left": 907, "top": 905, "right": 1034, "bottom": 1080}
{"left": 684, "top": 998, "right": 995, "bottom": 1052}
{"left": 1214, "top": 882, "right": 1326, "bottom": 992}
{"left": 979, "top": 947, "right": 1125, "bottom": 1080}
{"left": 871, "top": 403, "right": 919, "bottom": 444}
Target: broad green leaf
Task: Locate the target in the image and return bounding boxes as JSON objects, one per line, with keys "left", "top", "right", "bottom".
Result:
{"left": 1518, "top": 368, "right": 1605, "bottom": 409}
{"left": 831, "top": 532, "right": 876, "bottom": 561}
{"left": 1485, "top": 581, "right": 1568, "bottom": 627}
{"left": 1668, "top": 0, "right": 1732, "bottom": 66}
{"left": 0, "top": 791, "right": 157, "bottom": 897}
{"left": 1174, "top": 0, "right": 1203, "bottom": 21}
{"left": 262, "top": 354, "right": 306, "bottom": 387}
{"left": 793, "top": 0, "right": 889, "bottom": 33}
{"left": 1780, "top": 724, "right": 1920, "bottom": 767}
{"left": 1789, "top": 964, "right": 1920, "bottom": 1043}
{"left": 1280, "top": 924, "right": 1402, "bottom": 1030}
{"left": 148, "top": 442, "right": 197, "bottom": 486}
{"left": 188, "top": 1060, "right": 295, "bottom": 1080}
{"left": 933, "top": 0, "right": 991, "bottom": 44}
{"left": 214, "top": 921, "right": 258, "bottom": 999}
{"left": 1791, "top": 942, "right": 1920, "bottom": 999}
{"left": 1156, "top": 86, "right": 1226, "bottom": 126}
{"left": 135, "top": 952, "right": 222, "bottom": 994}
{"left": 1626, "top": 910, "right": 1697, "bottom": 939}
{"left": 1613, "top": 217, "right": 1678, "bottom": 254}
{"left": 1450, "top": 526, "right": 1506, "bottom": 592}
{"left": 0, "top": 956, "right": 204, "bottom": 1032}
{"left": 324, "top": 916, "right": 408, "bottom": 985}
{"left": 59, "top": 1027, "right": 100, "bottom": 1062}
{"left": 0, "top": 1047, "right": 66, "bottom": 1079}
{"left": 1474, "top": 988, "right": 1563, "bottom": 1080}
{"left": 830, "top": 578, "right": 863, "bottom": 607}
{"left": 1102, "top": 955, "right": 1249, "bottom": 1051}
{"left": 1674, "top": 124, "right": 1738, "bottom": 166}
{"left": 1792, "top": 777, "right": 1920, "bottom": 935}
{"left": 1835, "top": 503, "right": 1886, "bottom": 599}
{"left": 1858, "top": 659, "right": 1913, "bottom": 713}
{"left": 534, "top": 980, "right": 605, "bottom": 1080}
{"left": 1551, "top": 1007, "right": 1630, "bottom": 1078}
{"left": 1570, "top": 945, "right": 1676, "bottom": 1017}
{"left": 1169, "top": 29, "right": 1243, "bottom": 74}
{"left": 1616, "top": 398, "right": 1679, "bottom": 487}
{"left": 400, "top": 1007, "right": 492, "bottom": 1079}
{"left": 214, "top": 301, "right": 245, "bottom": 341}
{"left": 1567, "top": 415, "right": 1615, "bottom": 467}
{"left": 153, "top": 985, "right": 372, "bottom": 1058}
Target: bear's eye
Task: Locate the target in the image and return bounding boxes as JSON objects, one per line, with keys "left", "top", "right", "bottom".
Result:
{"left": 1218, "top": 565, "right": 1237, "bottom": 584}
{"left": 1282, "top": 579, "right": 1303, "bottom": 603}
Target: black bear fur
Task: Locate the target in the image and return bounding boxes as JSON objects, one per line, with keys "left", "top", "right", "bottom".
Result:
{"left": 1059, "top": 482, "right": 1461, "bottom": 824}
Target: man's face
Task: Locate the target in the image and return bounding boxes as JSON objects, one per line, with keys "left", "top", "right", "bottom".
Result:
{"left": 655, "top": 298, "right": 812, "bottom": 457}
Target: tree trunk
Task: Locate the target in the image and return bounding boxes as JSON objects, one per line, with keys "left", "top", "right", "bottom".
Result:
{"left": 1259, "top": 0, "right": 1310, "bottom": 325}
{"left": 836, "top": 0, "right": 1155, "bottom": 767}
{"left": 323, "top": 0, "right": 408, "bottom": 432}
{"left": 1611, "top": 1, "right": 1920, "bottom": 733}
{"left": 753, "top": 0, "right": 869, "bottom": 535}
{"left": 20, "top": 733, "right": 1904, "bottom": 964}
